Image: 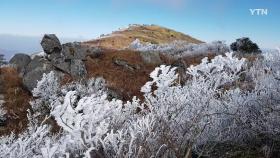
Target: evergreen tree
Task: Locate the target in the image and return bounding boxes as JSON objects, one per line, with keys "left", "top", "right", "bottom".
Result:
{"left": 230, "top": 37, "right": 261, "bottom": 53}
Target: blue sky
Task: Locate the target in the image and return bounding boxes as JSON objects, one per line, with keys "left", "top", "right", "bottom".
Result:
{"left": 0, "top": 0, "right": 279, "bottom": 48}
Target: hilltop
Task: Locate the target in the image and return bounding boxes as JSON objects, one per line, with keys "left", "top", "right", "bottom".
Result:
{"left": 84, "top": 24, "right": 203, "bottom": 49}
{"left": 2, "top": 25, "right": 277, "bottom": 158}
{"left": 0, "top": 25, "right": 226, "bottom": 136}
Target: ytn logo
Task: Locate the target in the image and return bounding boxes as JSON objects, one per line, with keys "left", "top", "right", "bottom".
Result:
{"left": 250, "top": 9, "right": 268, "bottom": 16}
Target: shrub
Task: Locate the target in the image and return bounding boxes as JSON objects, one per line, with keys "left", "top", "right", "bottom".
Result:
{"left": 1, "top": 50, "right": 280, "bottom": 157}
{"left": 230, "top": 37, "right": 261, "bottom": 53}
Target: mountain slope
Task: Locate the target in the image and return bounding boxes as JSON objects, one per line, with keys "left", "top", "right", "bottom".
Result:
{"left": 84, "top": 24, "right": 203, "bottom": 49}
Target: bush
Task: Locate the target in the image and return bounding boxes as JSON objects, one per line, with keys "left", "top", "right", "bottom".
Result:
{"left": 230, "top": 37, "right": 261, "bottom": 53}
{"left": 1, "top": 50, "right": 280, "bottom": 157}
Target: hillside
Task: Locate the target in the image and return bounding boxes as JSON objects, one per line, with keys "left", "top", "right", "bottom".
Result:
{"left": 1, "top": 25, "right": 279, "bottom": 158}
{"left": 84, "top": 24, "right": 203, "bottom": 49}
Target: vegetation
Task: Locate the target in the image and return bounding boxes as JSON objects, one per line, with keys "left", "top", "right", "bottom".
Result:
{"left": 230, "top": 37, "right": 261, "bottom": 53}
{"left": 84, "top": 25, "right": 203, "bottom": 50}
{"left": 0, "top": 67, "right": 31, "bottom": 136}
{"left": 1, "top": 48, "right": 280, "bottom": 157}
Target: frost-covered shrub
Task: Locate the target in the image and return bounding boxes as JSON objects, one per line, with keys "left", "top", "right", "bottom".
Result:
{"left": 1, "top": 49, "right": 280, "bottom": 157}
{"left": 130, "top": 39, "right": 229, "bottom": 58}
{"left": 140, "top": 52, "right": 248, "bottom": 157}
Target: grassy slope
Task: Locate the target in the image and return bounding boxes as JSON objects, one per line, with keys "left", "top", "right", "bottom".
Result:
{"left": 84, "top": 25, "right": 203, "bottom": 49}
{"left": 0, "top": 67, "right": 31, "bottom": 136}
{"left": 85, "top": 49, "right": 216, "bottom": 101}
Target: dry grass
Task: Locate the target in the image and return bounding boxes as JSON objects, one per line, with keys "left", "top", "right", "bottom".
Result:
{"left": 85, "top": 49, "right": 160, "bottom": 101}
{"left": 84, "top": 25, "right": 203, "bottom": 50}
{"left": 85, "top": 49, "right": 217, "bottom": 101}
{"left": 0, "top": 67, "right": 31, "bottom": 136}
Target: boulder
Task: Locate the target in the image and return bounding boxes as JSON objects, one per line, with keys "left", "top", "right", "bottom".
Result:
{"left": 70, "top": 59, "right": 87, "bottom": 78}
{"left": 9, "top": 53, "right": 31, "bottom": 75}
{"left": 62, "top": 42, "right": 88, "bottom": 60}
{"left": 61, "top": 42, "right": 102, "bottom": 61}
{"left": 107, "top": 88, "right": 124, "bottom": 101}
{"left": 52, "top": 59, "right": 71, "bottom": 74}
{"left": 23, "top": 57, "right": 54, "bottom": 91}
{"left": 113, "top": 58, "right": 140, "bottom": 71}
{"left": 41, "top": 34, "right": 62, "bottom": 54}
{"left": 25, "top": 56, "right": 47, "bottom": 73}
{"left": 139, "top": 51, "right": 162, "bottom": 64}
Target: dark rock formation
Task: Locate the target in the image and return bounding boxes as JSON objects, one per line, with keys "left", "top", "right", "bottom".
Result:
{"left": 19, "top": 34, "right": 103, "bottom": 92}
{"left": 23, "top": 57, "right": 55, "bottom": 91}
{"left": 70, "top": 59, "right": 87, "bottom": 78}
{"left": 62, "top": 42, "right": 88, "bottom": 60}
{"left": 41, "top": 34, "right": 62, "bottom": 54}
{"left": 9, "top": 53, "right": 31, "bottom": 75}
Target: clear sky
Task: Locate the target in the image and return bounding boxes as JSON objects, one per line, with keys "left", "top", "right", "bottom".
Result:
{"left": 0, "top": 0, "right": 279, "bottom": 48}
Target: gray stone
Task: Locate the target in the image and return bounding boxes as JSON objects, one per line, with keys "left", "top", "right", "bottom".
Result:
{"left": 139, "top": 52, "right": 162, "bottom": 64}
{"left": 107, "top": 88, "right": 124, "bottom": 101}
{"left": 41, "top": 34, "right": 62, "bottom": 54}
{"left": 48, "top": 54, "right": 71, "bottom": 74}
{"left": 23, "top": 58, "right": 54, "bottom": 91}
{"left": 62, "top": 43, "right": 102, "bottom": 61}
{"left": 70, "top": 59, "right": 87, "bottom": 78}
{"left": 62, "top": 42, "right": 87, "bottom": 60}
{"left": 9, "top": 53, "right": 31, "bottom": 75}
{"left": 25, "top": 56, "right": 47, "bottom": 73}
{"left": 113, "top": 58, "right": 140, "bottom": 71}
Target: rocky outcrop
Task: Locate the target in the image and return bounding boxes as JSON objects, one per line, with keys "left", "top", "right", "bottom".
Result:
{"left": 23, "top": 56, "right": 55, "bottom": 91}
{"left": 21, "top": 34, "right": 103, "bottom": 91}
{"left": 9, "top": 53, "right": 31, "bottom": 75}
{"left": 41, "top": 34, "right": 62, "bottom": 54}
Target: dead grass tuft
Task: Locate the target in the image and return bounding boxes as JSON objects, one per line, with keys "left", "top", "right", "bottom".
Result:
{"left": 0, "top": 67, "right": 31, "bottom": 136}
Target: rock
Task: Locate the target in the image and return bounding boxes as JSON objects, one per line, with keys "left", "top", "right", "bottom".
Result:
{"left": 62, "top": 42, "right": 88, "bottom": 60}
{"left": 61, "top": 42, "right": 102, "bottom": 61}
{"left": 113, "top": 58, "right": 140, "bottom": 71}
{"left": 48, "top": 53, "right": 71, "bottom": 74}
{"left": 25, "top": 56, "right": 47, "bottom": 73}
{"left": 107, "top": 88, "right": 124, "bottom": 101}
{"left": 70, "top": 59, "right": 87, "bottom": 78}
{"left": 139, "top": 51, "right": 162, "bottom": 64}
{"left": 0, "top": 117, "right": 6, "bottom": 127}
{"left": 87, "top": 47, "right": 103, "bottom": 58}
{"left": 9, "top": 53, "right": 31, "bottom": 75}
{"left": 41, "top": 34, "right": 62, "bottom": 54}
{"left": 23, "top": 57, "right": 54, "bottom": 91}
